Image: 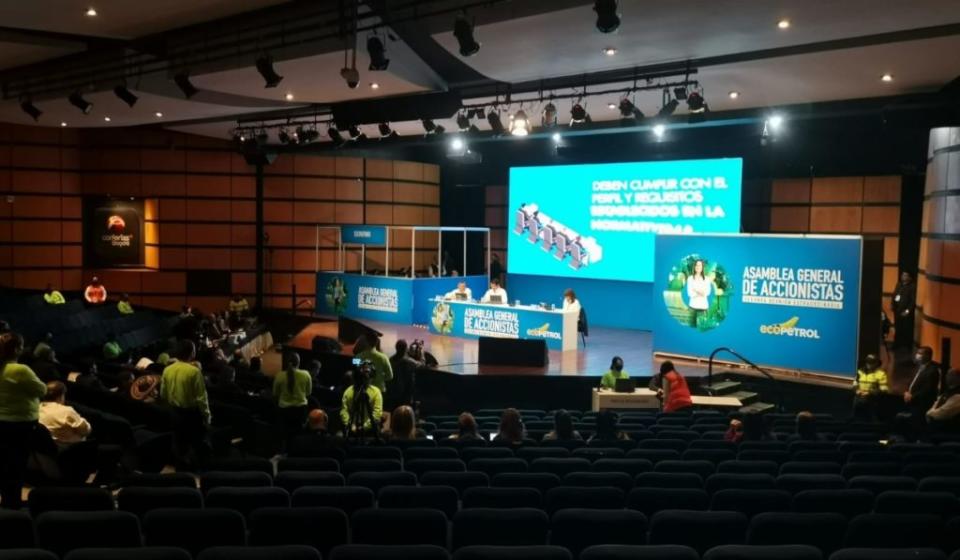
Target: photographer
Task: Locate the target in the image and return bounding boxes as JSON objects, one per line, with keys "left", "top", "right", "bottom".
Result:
{"left": 340, "top": 360, "right": 382, "bottom": 439}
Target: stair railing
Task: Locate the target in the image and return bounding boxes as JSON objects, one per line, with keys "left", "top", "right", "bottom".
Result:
{"left": 707, "top": 347, "right": 784, "bottom": 413}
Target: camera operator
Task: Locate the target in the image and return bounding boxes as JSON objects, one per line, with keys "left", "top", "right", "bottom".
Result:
{"left": 340, "top": 359, "right": 382, "bottom": 440}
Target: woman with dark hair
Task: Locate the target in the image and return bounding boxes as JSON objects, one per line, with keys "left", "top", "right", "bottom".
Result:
{"left": 0, "top": 332, "right": 47, "bottom": 509}
{"left": 589, "top": 409, "right": 629, "bottom": 443}
{"left": 655, "top": 361, "right": 693, "bottom": 413}
{"left": 494, "top": 408, "right": 525, "bottom": 445}
{"left": 449, "top": 412, "right": 484, "bottom": 442}
{"left": 543, "top": 409, "right": 582, "bottom": 442}
{"left": 273, "top": 351, "right": 312, "bottom": 440}
{"left": 340, "top": 362, "right": 383, "bottom": 438}
{"left": 686, "top": 259, "right": 710, "bottom": 326}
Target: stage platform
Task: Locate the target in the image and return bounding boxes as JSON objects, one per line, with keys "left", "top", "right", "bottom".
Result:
{"left": 289, "top": 317, "right": 665, "bottom": 377}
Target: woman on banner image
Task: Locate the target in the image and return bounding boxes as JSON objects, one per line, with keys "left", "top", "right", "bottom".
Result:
{"left": 686, "top": 259, "right": 710, "bottom": 327}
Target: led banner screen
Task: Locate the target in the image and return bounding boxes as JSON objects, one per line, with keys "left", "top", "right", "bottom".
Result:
{"left": 83, "top": 198, "right": 145, "bottom": 268}
{"left": 652, "top": 234, "right": 862, "bottom": 377}
{"left": 507, "top": 158, "right": 743, "bottom": 282}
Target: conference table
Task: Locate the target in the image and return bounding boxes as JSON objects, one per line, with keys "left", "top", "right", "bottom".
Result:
{"left": 426, "top": 298, "right": 579, "bottom": 351}
{"left": 592, "top": 388, "right": 742, "bottom": 412}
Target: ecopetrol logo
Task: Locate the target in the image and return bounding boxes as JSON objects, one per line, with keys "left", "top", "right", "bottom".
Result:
{"left": 526, "top": 322, "right": 562, "bottom": 340}
{"left": 102, "top": 214, "right": 133, "bottom": 247}
{"left": 107, "top": 215, "right": 126, "bottom": 234}
{"left": 759, "top": 316, "right": 820, "bottom": 339}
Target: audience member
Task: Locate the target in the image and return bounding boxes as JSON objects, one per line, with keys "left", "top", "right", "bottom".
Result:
{"left": 389, "top": 339, "right": 418, "bottom": 407}
{"left": 724, "top": 418, "right": 743, "bottom": 443}
{"left": 102, "top": 338, "right": 122, "bottom": 361}
{"left": 273, "top": 351, "right": 312, "bottom": 439}
{"left": 340, "top": 361, "right": 383, "bottom": 437}
{"left": 75, "top": 362, "right": 108, "bottom": 392}
{"left": 385, "top": 405, "right": 423, "bottom": 441}
{"left": 43, "top": 283, "right": 66, "bottom": 305}
{"left": 33, "top": 332, "right": 54, "bottom": 359}
{"left": 854, "top": 353, "right": 888, "bottom": 420}
{"left": 654, "top": 360, "right": 693, "bottom": 413}
{"left": 83, "top": 276, "right": 107, "bottom": 304}
{"left": 237, "top": 355, "right": 269, "bottom": 392}
{"left": 288, "top": 408, "right": 343, "bottom": 456}
{"left": 161, "top": 340, "right": 211, "bottom": 467}
{"left": 0, "top": 332, "right": 47, "bottom": 509}
{"left": 543, "top": 409, "right": 582, "bottom": 442}
{"left": 741, "top": 411, "right": 773, "bottom": 441}
{"left": 38, "top": 381, "right": 92, "bottom": 446}
{"left": 449, "top": 412, "right": 484, "bottom": 442}
{"left": 601, "top": 356, "right": 628, "bottom": 390}
{"left": 927, "top": 368, "right": 960, "bottom": 430}
{"left": 791, "top": 411, "right": 824, "bottom": 441}
{"left": 32, "top": 344, "right": 62, "bottom": 383}
{"left": 229, "top": 294, "right": 250, "bottom": 316}
{"left": 117, "top": 293, "right": 134, "bottom": 315}
{"left": 356, "top": 334, "right": 393, "bottom": 394}
{"left": 494, "top": 408, "right": 525, "bottom": 445}
{"left": 904, "top": 346, "right": 939, "bottom": 424}
{"left": 589, "top": 409, "right": 629, "bottom": 443}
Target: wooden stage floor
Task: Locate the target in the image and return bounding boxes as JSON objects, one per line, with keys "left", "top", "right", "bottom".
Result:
{"left": 289, "top": 318, "right": 670, "bottom": 377}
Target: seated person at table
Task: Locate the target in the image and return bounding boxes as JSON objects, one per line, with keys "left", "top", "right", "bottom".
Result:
{"left": 600, "top": 356, "right": 628, "bottom": 390}
{"left": 480, "top": 278, "right": 508, "bottom": 304}
{"left": 654, "top": 360, "right": 693, "bottom": 413}
{"left": 562, "top": 288, "right": 581, "bottom": 313}
{"left": 445, "top": 281, "right": 473, "bottom": 301}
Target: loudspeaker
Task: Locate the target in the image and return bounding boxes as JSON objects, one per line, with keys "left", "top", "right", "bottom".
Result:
{"left": 478, "top": 336, "right": 548, "bottom": 367}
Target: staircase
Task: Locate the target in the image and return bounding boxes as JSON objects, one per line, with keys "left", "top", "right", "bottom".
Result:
{"left": 703, "top": 376, "right": 777, "bottom": 414}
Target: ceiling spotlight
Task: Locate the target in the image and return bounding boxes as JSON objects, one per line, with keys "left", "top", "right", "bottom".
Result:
{"left": 728, "top": 91, "right": 740, "bottom": 99}
{"left": 451, "top": 137, "right": 465, "bottom": 152}
{"left": 103, "top": 116, "right": 111, "bottom": 122}
{"left": 20, "top": 100, "right": 42, "bottom": 122}
{"left": 570, "top": 102, "right": 591, "bottom": 125}
{"left": 594, "top": 0, "right": 621, "bottom": 33}
{"left": 370, "top": 82, "right": 380, "bottom": 89}
{"left": 603, "top": 47, "right": 617, "bottom": 56}
{"left": 422, "top": 119, "right": 437, "bottom": 134}
{"left": 113, "top": 85, "right": 138, "bottom": 107}
{"left": 255, "top": 56, "right": 283, "bottom": 88}
{"left": 509, "top": 110, "right": 530, "bottom": 136}
{"left": 487, "top": 111, "right": 505, "bottom": 135}
{"left": 367, "top": 36, "right": 390, "bottom": 70}
{"left": 766, "top": 114, "right": 784, "bottom": 131}
{"left": 652, "top": 123, "right": 666, "bottom": 139}
{"left": 85, "top": 7, "right": 97, "bottom": 16}
{"left": 881, "top": 73, "right": 893, "bottom": 83}
{"left": 551, "top": 132, "right": 562, "bottom": 143}
{"left": 687, "top": 91, "right": 707, "bottom": 113}
{"left": 348, "top": 125, "right": 367, "bottom": 141}
{"left": 378, "top": 122, "right": 397, "bottom": 138}
{"left": 68, "top": 92, "right": 93, "bottom": 114}
{"left": 607, "top": 102, "right": 617, "bottom": 110}
{"left": 454, "top": 14, "right": 481, "bottom": 57}
{"left": 542, "top": 102, "right": 558, "bottom": 127}
{"left": 60, "top": 122, "right": 68, "bottom": 127}
{"left": 618, "top": 98, "right": 644, "bottom": 123}
{"left": 155, "top": 112, "right": 163, "bottom": 118}
{"left": 174, "top": 72, "right": 198, "bottom": 98}
{"left": 777, "top": 18, "right": 791, "bottom": 29}
{"left": 285, "top": 92, "right": 294, "bottom": 101}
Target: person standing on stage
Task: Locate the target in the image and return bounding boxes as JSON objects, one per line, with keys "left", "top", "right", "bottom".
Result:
{"left": 445, "top": 281, "right": 473, "bottom": 301}
{"left": 891, "top": 271, "right": 917, "bottom": 351}
{"left": 480, "top": 278, "right": 508, "bottom": 304}
{"left": 904, "top": 346, "right": 939, "bottom": 420}
{"left": 562, "top": 289, "right": 581, "bottom": 313}
{"left": 600, "top": 356, "right": 629, "bottom": 390}
{"left": 654, "top": 360, "right": 693, "bottom": 413}
{"left": 686, "top": 259, "right": 710, "bottom": 327}
{"left": 490, "top": 253, "right": 504, "bottom": 285}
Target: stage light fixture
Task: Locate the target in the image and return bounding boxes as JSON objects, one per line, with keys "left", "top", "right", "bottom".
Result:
{"left": 767, "top": 114, "right": 784, "bottom": 131}
{"left": 658, "top": 89, "right": 679, "bottom": 117}
{"left": 487, "top": 111, "right": 505, "bottom": 135}
{"left": 594, "top": 0, "right": 621, "bottom": 33}
{"left": 68, "top": 92, "right": 93, "bottom": 114}
{"left": 552, "top": 132, "right": 562, "bottom": 143}
{"left": 422, "top": 119, "right": 437, "bottom": 134}
{"left": 570, "top": 102, "right": 590, "bottom": 125}
{"left": 607, "top": 102, "right": 617, "bottom": 110}
{"left": 278, "top": 128, "right": 291, "bottom": 144}
{"left": 673, "top": 87, "right": 688, "bottom": 100}
{"left": 367, "top": 36, "right": 390, "bottom": 70}
{"left": 20, "top": 100, "right": 42, "bottom": 122}
{"left": 113, "top": 85, "right": 138, "bottom": 107}
{"left": 542, "top": 102, "right": 558, "bottom": 127}
{"left": 687, "top": 91, "right": 707, "bottom": 113}
{"left": 475, "top": 107, "right": 486, "bottom": 120}
{"left": 509, "top": 110, "right": 530, "bottom": 136}
{"left": 348, "top": 125, "right": 367, "bottom": 141}
{"left": 451, "top": 137, "right": 465, "bottom": 151}
{"left": 454, "top": 14, "right": 480, "bottom": 57}
{"left": 456, "top": 112, "right": 471, "bottom": 131}
{"left": 618, "top": 98, "right": 644, "bottom": 124}
{"left": 652, "top": 123, "right": 666, "bottom": 139}
{"left": 378, "top": 122, "right": 397, "bottom": 138}
{"left": 174, "top": 72, "right": 198, "bottom": 98}
{"left": 255, "top": 130, "right": 269, "bottom": 145}
{"left": 323, "top": 126, "right": 341, "bottom": 145}
{"left": 255, "top": 56, "right": 283, "bottom": 88}
{"left": 434, "top": 124, "right": 446, "bottom": 134}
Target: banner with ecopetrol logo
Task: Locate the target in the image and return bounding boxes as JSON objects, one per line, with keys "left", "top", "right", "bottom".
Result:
{"left": 315, "top": 272, "right": 413, "bottom": 323}
{"left": 427, "top": 300, "right": 568, "bottom": 350}
{"left": 83, "top": 198, "right": 145, "bottom": 267}
{"left": 653, "top": 234, "right": 862, "bottom": 377}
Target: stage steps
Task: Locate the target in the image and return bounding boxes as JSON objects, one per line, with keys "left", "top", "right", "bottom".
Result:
{"left": 703, "top": 377, "right": 777, "bottom": 414}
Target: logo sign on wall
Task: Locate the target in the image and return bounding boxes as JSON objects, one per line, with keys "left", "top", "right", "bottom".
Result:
{"left": 653, "top": 234, "right": 862, "bottom": 377}
{"left": 83, "top": 198, "right": 145, "bottom": 267}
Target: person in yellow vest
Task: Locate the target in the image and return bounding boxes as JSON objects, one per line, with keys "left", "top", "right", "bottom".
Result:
{"left": 43, "top": 284, "right": 65, "bottom": 305}
{"left": 117, "top": 293, "right": 134, "bottom": 315}
{"left": 229, "top": 294, "right": 249, "bottom": 316}
{"left": 160, "top": 340, "right": 211, "bottom": 467}
{"left": 853, "top": 354, "right": 888, "bottom": 420}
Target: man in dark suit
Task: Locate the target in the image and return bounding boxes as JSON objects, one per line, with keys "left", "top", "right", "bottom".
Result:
{"left": 905, "top": 346, "right": 939, "bottom": 417}
{"left": 891, "top": 272, "right": 917, "bottom": 351}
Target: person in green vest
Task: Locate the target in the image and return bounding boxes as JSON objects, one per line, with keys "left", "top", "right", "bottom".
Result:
{"left": 341, "top": 361, "right": 383, "bottom": 438}
{"left": 161, "top": 340, "right": 211, "bottom": 467}
{"left": 0, "top": 332, "right": 48, "bottom": 509}
{"left": 117, "top": 293, "right": 134, "bottom": 315}
{"left": 600, "top": 356, "right": 629, "bottom": 390}
{"left": 273, "top": 351, "right": 312, "bottom": 441}
{"left": 355, "top": 334, "right": 393, "bottom": 393}
{"left": 43, "top": 284, "right": 65, "bottom": 305}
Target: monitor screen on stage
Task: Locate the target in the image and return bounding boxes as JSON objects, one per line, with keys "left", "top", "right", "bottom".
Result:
{"left": 507, "top": 158, "right": 743, "bottom": 283}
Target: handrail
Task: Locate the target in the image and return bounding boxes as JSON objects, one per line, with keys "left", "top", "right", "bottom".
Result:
{"left": 707, "top": 347, "right": 784, "bottom": 412}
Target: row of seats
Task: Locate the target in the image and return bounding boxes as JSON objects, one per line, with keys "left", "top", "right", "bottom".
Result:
{"left": 4, "top": 506, "right": 960, "bottom": 558}
{"left": 4, "top": 544, "right": 959, "bottom": 560}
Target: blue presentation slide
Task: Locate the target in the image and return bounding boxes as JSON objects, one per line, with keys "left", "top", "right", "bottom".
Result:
{"left": 507, "top": 158, "right": 743, "bottom": 283}
{"left": 652, "top": 234, "right": 862, "bottom": 376}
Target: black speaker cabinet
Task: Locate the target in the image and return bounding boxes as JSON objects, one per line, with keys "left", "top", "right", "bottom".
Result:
{"left": 478, "top": 336, "right": 548, "bottom": 367}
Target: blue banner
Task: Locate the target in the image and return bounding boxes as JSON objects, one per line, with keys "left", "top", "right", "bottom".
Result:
{"left": 342, "top": 225, "right": 387, "bottom": 245}
{"left": 508, "top": 158, "right": 743, "bottom": 283}
{"left": 316, "top": 273, "right": 413, "bottom": 323}
{"left": 411, "top": 276, "right": 489, "bottom": 325}
{"left": 652, "top": 234, "right": 862, "bottom": 377}
{"left": 426, "top": 300, "right": 569, "bottom": 350}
